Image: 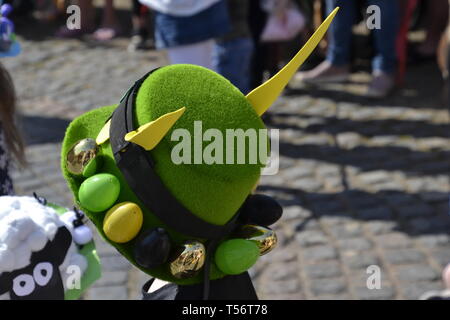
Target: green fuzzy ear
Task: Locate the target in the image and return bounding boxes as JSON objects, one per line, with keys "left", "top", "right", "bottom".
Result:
{"left": 61, "top": 65, "right": 267, "bottom": 285}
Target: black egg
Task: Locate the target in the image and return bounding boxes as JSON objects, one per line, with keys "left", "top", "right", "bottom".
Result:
{"left": 240, "top": 194, "right": 283, "bottom": 226}
{"left": 134, "top": 228, "right": 171, "bottom": 269}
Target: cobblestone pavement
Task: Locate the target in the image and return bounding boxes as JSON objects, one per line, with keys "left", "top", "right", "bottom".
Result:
{"left": 4, "top": 18, "right": 450, "bottom": 300}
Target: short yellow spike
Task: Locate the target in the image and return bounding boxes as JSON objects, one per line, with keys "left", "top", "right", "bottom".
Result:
{"left": 124, "top": 107, "right": 186, "bottom": 150}
{"left": 246, "top": 7, "right": 339, "bottom": 116}
{"left": 96, "top": 119, "right": 111, "bottom": 145}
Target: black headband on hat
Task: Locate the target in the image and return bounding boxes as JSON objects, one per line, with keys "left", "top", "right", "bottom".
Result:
{"left": 108, "top": 69, "right": 245, "bottom": 299}
{"left": 109, "top": 69, "right": 241, "bottom": 240}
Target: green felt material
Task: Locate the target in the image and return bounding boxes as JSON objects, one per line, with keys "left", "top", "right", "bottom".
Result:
{"left": 49, "top": 203, "right": 102, "bottom": 300}
{"left": 61, "top": 64, "right": 268, "bottom": 285}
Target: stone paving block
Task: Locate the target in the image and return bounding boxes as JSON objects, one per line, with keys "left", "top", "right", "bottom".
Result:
{"left": 86, "top": 286, "right": 128, "bottom": 300}
{"left": 357, "top": 206, "right": 393, "bottom": 220}
{"left": 383, "top": 249, "right": 426, "bottom": 265}
{"left": 336, "top": 133, "right": 362, "bottom": 149}
{"left": 375, "top": 233, "right": 413, "bottom": 249}
{"left": 302, "top": 245, "right": 338, "bottom": 262}
{"left": 419, "top": 192, "right": 450, "bottom": 203}
{"left": 283, "top": 206, "right": 312, "bottom": 220}
{"left": 349, "top": 269, "right": 392, "bottom": 288}
{"left": 394, "top": 265, "right": 440, "bottom": 282}
{"left": 351, "top": 286, "right": 396, "bottom": 300}
{"left": 262, "top": 279, "right": 301, "bottom": 295}
{"left": 291, "top": 178, "right": 323, "bottom": 192}
{"left": 337, "top": 238, "right": 373, "bottom": 251}
{"left": 262, "top": 244, "right": 298, "bottom": 263}
{"left": 327, "top": 222, "right": 363, "bottom": 239}
{"left": 341, "top": 191, "right": 381, "bottom": 209}
{"left": 358, "top": 171, "right": 392, "bottom": 185}
{"left": 280, "top": 166, "right": 315, "bottom": 179}
{"left": 260, "top": 262, "right": 299, "bottom": 282}
{"left": 319, "top": 212, "right": 355, "bottom": 227}
{"left": 364, "top": 220, "right": 398, "bottom": 235}
{"left": 100, "top": 255, "right": 132, "bottom": 271}
{"left": 307, "top": 278, "right": 347, "bottom": 296}
{"left": 310, "top": 199, "right": 345, "bottom": 215}
{"left": 341, "top": 251, "right": 380, "bottom": 269}
{"left": 95, "top": 238, "right": 120, "bottom": 256}
{"left": 429, "top": 249, "right": 450, "bottom": 268}
{"left": 93, "top": 271, "right": 129, "bottom": 287}
{"left": 294, "top": 218, "right": 320, "bottom": 231}
{"left": 295, "top": 230, "right": 329, "bottom": 247}
{"left": 396, "top": 203, "right": 434, "bottom": 218}
{"left": 383, "top": 193, "right": 417, "bottom": 206}
{"left": 315, "top": 165, "right": 341, "bottom": 178}
{"left": 416, "top": 234, "right": 450, "bottom": 248}
{"left": 407, "top": 217, "right": 450, "bottom": 234}
{"left": 400, "top": 281, "right": 444, "bottom": 300}
{"left": 304, "top": 261, "right": 342, "bottom": 279}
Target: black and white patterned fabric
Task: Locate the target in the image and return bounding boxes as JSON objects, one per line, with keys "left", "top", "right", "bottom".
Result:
{"left": 0, "top": 124, "right": 14, "bottom": 196}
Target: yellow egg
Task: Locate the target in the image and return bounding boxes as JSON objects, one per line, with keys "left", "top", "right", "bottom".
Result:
{"left": 103, "top": 202, "right": 143, "bottom": 243}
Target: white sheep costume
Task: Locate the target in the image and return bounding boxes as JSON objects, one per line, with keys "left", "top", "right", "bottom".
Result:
{"left": 0, "top": 196, "right": 101, "bottom": 300}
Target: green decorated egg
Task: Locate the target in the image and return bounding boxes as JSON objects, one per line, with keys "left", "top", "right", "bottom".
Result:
{"left": 78, "top": 173, "right": 120, "bottom": 212}
{"left": 214, "top": 239, "right": 260, "bottom": 275}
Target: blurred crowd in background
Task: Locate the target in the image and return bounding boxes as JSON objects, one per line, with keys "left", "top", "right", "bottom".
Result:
{"left": 2, "top": 0, "right": 449, "bottom": 99}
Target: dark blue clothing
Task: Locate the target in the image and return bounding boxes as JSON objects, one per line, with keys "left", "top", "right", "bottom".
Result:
{"left": 326, "top": 0, "right": 400, "bottom": 73}
{"left": 154, "top": 0, "right": 230, "bottom": 49}
{"left": 213, "top": 37, "right": 254, "bottom": 94}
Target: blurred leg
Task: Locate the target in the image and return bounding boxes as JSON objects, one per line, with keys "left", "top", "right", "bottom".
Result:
{"left": 417, "top": 0, "right": 449, "bottom": 56}
{"left": 167, "top": 39, "right": 216, "bottom": 71}
{"left": 325, "top": 0, "right": 356, "bottom": 66}
{"left": 369, "top": 0, "right": 400, "bottom": 73}
{"left": 295, "top": 0, "right": 355, "bottom": 83}
{"left": 366, "top": 0, "right": 400, "bottom": 98}
{"left": 93, "top": 0, "right": 120, "bottom": 40}
{"left": 55, "top": 0, "right": 95, "bottom": 37}
{"left": 101, "top": 0, "right": 117, "bottom": 28}
{"left": 213, "top": 38, "right": 254, "bottom": 94}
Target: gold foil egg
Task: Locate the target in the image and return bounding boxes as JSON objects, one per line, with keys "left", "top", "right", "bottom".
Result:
{"left": 66, "top": 138, "right": 100, "bottom": 177}
{"left": 238, "top": 225, "right": 277, "bottom": 256}
{"left": 169, "top": 240, "right": 206, "bottom": 279}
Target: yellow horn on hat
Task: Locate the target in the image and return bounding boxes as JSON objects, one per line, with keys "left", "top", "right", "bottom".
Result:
{"left": 246, "top": 7, "right": 339, "bottom": 116}
{"left": 124, "top": 107, "right": 186, "bottom": 150}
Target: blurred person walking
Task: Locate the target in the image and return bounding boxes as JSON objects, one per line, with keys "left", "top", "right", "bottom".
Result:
{"left": 0, "top": 62, "right": 25, "bottom": 195}
{"left": 128, "top": 0, "right": 153, "bottom": 51}
{"left": 248, "top": 0, "right": 305, "bottom": 89}
{"left": 213, "top": 0, "right": 253, "bottom": 94}
{"left": 414, "top": 0, "right": 449, "bottom": 60}
{"left": 56, "top": 0, "right": 120, "bottom": 41}
{"left": 139, "top": 0, "right": 230, "bottom": 70}
{"left": 297, "top": 0, "right": 400, "bottom": 98}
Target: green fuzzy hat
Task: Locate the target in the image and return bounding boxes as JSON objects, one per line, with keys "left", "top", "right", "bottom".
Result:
{"left": 62, "top": 65, "right": 266, "bottom": 284}
{"left": 61, "top": 9, "right": 338, "bottom": 285}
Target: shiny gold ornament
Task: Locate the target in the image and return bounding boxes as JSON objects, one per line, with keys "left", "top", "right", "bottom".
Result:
{"left": 169, "top": 240, "right": 206, "bottom": 279}
{"left": 66, "top": 138, "right": 99, "bottom": 177}
{"left": 238, "top": 225, "right": 277, "bottom": 256}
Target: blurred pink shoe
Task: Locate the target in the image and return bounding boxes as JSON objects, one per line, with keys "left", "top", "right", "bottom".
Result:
{"left": 296, "top": 60, "right": 350, "bottom": 84}
{"left": 443, "top": 264, "right": 450, "bottom": 289}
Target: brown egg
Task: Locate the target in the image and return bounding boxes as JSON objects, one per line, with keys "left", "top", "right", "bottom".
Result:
{"left": 169, "top": 240, "right": 206, "bottom": 279}
{"left": 238, "top": 225, "right": 277, "bottom": 256}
